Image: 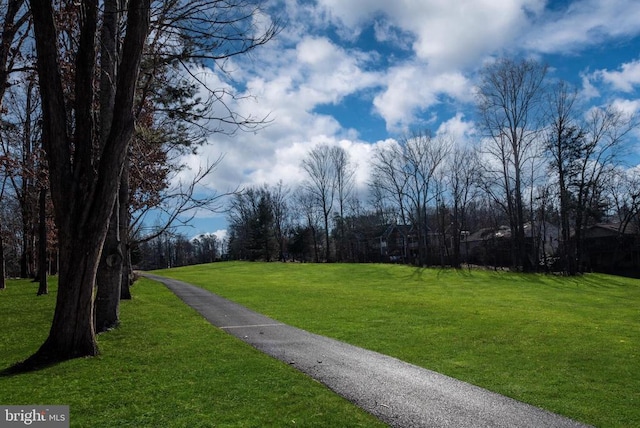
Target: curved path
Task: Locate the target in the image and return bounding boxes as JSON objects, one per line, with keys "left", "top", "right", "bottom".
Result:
{"left": 142, "top": 273, "right": 591, "bottom": 428}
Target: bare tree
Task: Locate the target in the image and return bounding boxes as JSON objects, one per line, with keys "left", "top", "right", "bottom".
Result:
{"left": 292, "top": 187, "right": 322, "bottom": 263}
{"left": 0, "top": 0, "right": 30, "bottom": 107}
{"left": 370, "top": 131, "right": 448, "bottom": 265}
{"left": 369, "top": 142, "right": 409, "bottom": 226}
{"left": 0, "top": 174, "right": 8, "bottom": 290}
{"left": 270, "top": 180, "right": 291, "bottom": 261}
{"left": 330, "top": 147, "right": 355, "bottom": 261}
{"left": 476, "top": 57, "right": 547, "bottom": 271}
{"left": 544, "top": 81, "right": 583, "bottom": 274}
{"left": 571, "top": 106, "right": 637, "bottom": 271}
{"left": 301, "top": 144, "right": 338, "bottom": 262}
{"left": 609, "top": 168, "right": 640, "bottom": 233}
{"left": 0, "top": 0, "right": 32, "bottom": 281}
{"left": 446, "top": 145, "right": 479, "bottom": 268}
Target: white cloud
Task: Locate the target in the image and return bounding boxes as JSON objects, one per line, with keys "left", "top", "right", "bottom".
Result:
{"left": 596, "top": 59, "right": 640, "bottom": 92}
{"left": 580, "top": 71, "right": 600, "bottom": 100}
{"left": 213, "top": 229, "right": 227, "bottom": 242}
{"left": 316, "top": 0, "right": 544, "bottom": 68}
{"left": 524, "top": 0, "right": 640, "bottom": 54}
{"left": 435, "top": 113, "right": 477, "bottom": 147}
{"left": 611, "top": 98, "right": 640, "bottom": 117}
{"left": 373, "top": 62, "right": 472, "bottom": 132}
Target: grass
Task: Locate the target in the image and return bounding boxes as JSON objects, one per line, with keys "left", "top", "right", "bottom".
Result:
{"left": 0, "top": 277, "right": 385, "bottom": 427}
{"left": 154, "top": 261, "right": 640, "bottom": 428}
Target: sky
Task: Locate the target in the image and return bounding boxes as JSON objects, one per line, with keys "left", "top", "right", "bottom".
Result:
{"left": 165, "top": 0, "right": 640, "bottom": 241}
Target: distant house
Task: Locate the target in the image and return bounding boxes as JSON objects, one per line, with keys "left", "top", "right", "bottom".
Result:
{"left": 580, "top": 222, "right": 640, "bottom": 277}
{"left": 461, "top": 222, "right": 560, "bottom": 268}
{"left": 377, "top": 224, "right": 413, "bottom": 263}
{"left": 462, "top": 226, "right": 512, "bottom": 267}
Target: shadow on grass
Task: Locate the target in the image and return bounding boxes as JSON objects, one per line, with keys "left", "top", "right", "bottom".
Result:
{"left": 398, "top": 265, "right": 638, "bottom": 291}
{"left": 0, "top": 350, "right": 69, "bottom": 377}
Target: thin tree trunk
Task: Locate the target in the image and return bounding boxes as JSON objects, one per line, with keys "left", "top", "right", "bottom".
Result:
{"left": 37, "top": 187, "right": 48, "bottom": 295}
{"left": 120, "top": 164, "right": 132, "bottom": 300}
{"left": 0, "top": 233, "right": 5, "bottom": 290}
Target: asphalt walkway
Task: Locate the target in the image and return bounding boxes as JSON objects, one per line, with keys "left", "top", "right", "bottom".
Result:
{"left": 142, "top": 273, "right": 591, "bottom": 428}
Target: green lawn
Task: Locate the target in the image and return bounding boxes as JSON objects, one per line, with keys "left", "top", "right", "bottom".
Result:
{"left": 154, "top": 261, "right": 640, "bottom": 428}
{"left": 0, "top": 277, "right": 385, "bottom": 427}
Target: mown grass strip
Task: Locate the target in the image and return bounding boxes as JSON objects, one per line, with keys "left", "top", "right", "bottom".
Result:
{"left": 155, "top": 261, "right": 640, "bottom": 428}
{"left": 0, "top": 277, "right": 385, "bottom": 427}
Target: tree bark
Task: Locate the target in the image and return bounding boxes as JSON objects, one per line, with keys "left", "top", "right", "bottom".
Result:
{"left": 95, "top": 196, "right": 123, "bottom": 332}
{"left": 37, "top": 187, "right": 48, "bottom": 295}
{"left": 120, "top": 163, "right": 133, "bottom": 300}
{"left": 19, "top": 0, "right": 150, "bottom": 369}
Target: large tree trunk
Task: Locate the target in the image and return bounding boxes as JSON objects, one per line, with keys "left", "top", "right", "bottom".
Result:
{"left": 19, "top": 0, "right": 150, "bottom": 369}
{"left": 21, "top": 228, "right": 104, "bottom": 368}
{"left": 95, "top": 0, "right": 128, "bottom": 325}
{"left": 95, "top": 198, "right": 123, "bottom": 333}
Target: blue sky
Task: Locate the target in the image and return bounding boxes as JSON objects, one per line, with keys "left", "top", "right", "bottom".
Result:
{"left": 165, "top": 0, "right": 640, "bottom": 240}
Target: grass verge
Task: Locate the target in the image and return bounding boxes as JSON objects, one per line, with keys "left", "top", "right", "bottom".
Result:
{"left": 154, "top": 261, "right": 640, "bottom": 428}
{"left": 0, "top": 277, "right": 385, "bottom": 427}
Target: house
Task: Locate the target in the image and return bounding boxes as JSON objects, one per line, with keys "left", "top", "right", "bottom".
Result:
{"left": 461, "top": 226, "right": 512, "bottom": 267}
{"left": 580, "top": 222, "right": 640, "bottom": 277}
{"left": 461, "top": 222, "right": 560, "bottom": 268}
{"left": 377, "top": 224, "right": 413, "bottom": 263}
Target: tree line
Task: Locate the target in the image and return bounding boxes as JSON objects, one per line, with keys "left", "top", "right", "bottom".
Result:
{"left": 226, "top": 59, "right": 640, "bottom": 275}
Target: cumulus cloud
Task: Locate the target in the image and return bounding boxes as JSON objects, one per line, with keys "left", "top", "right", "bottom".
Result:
{"left": 594, "top": 59, "right": 640, "bottom": 92}
{"left": 372, "top": 62, "right": 472, "bottom": 132}
{"left": 316, "top": 0, "right": 544, "bottom": 68}
{"left": 435, "top": 113, "right": 477, "bottom": 146}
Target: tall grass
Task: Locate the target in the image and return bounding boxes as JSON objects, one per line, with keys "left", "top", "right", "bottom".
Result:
{"left": 155, "top": 262, "right": 640, "bottom": 427}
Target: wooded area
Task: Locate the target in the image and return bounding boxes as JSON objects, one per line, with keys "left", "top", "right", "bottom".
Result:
{"left": 0, "top": 0, "right": 278, "bottom": 369}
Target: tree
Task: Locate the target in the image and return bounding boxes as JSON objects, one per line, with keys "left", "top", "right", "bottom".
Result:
{"left": 227, "top": 185, "right": 278, "bottom": 261}
{"left": 571, "top": 105, "right": 636, "bottom": 271}
{"left": 369, "top": 131, "right": 448, "bottom": 265}
{"left": 301, "top": 145, "right": 338, "bottom": 262}
{"left": 609, "top": 168, "right": 640, "bottom": 233}
{"left": 446, "top": 145, "right": 479, "bottom": 268}
{"left": 0, "top": 0, "right": 30, "bottom": 107}
{"left": 0, "top": 174, "right": 8, "bottom": 290}
{"left": 270, "top": 181, "right": 290, "bottom": 261}
{"left": 94, "top": 0, "right": 279, "bottom": 331}
{"left": 369, "top": 142, "right": 409, "bottom": 227}
{"left": 292, "top": 187, "right": 322, "bottom": 263}
{"left": 476, "top": 57, "right": 547, "bottom": 271}
{"left": 544, "top": 81, "right": 583, "bottom": 274}
{"left": 94, "top": 0, "right": 130, "bottom": 333}
{"left": 330, "top": 146, "right": 355, "bottom": 261}
{"left": 11, "top": 0, "right": 151, "bottom": 369}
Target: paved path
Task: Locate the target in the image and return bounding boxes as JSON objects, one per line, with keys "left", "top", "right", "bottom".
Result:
{"left": 142, "top": 273, "right": 591, "bottom": 428}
